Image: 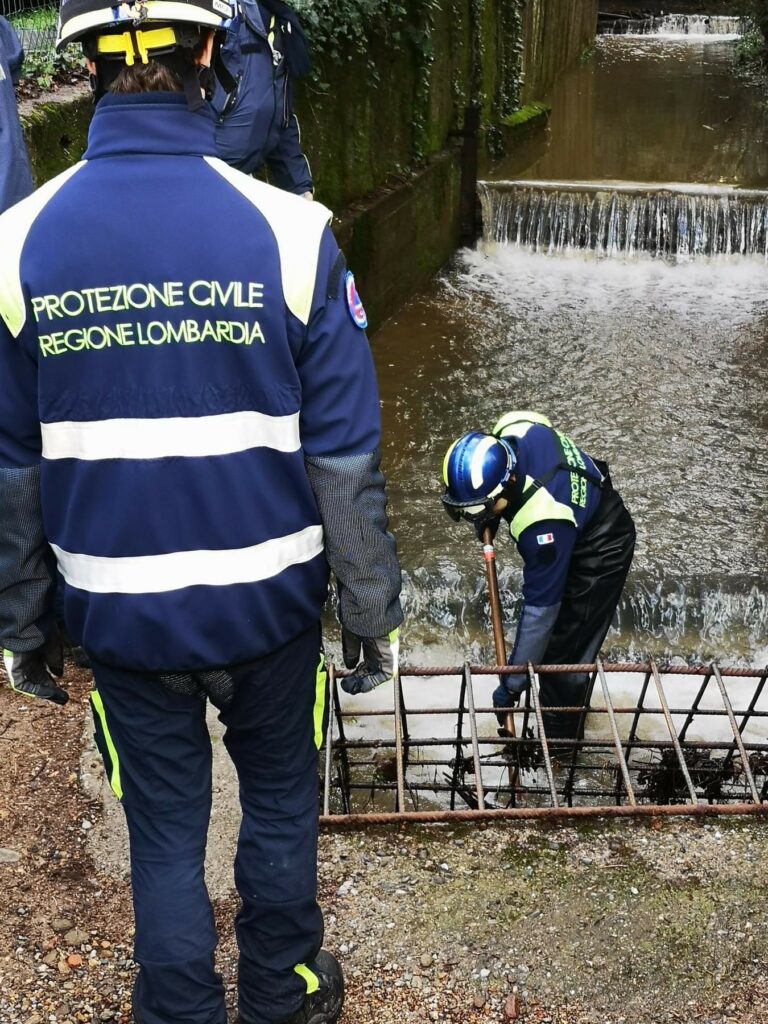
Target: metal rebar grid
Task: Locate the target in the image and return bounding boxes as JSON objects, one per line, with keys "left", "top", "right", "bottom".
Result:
{"left": 319, "top": 661, "right": 768, "bottom": 826}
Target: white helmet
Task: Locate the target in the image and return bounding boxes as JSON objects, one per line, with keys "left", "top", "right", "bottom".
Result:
{"left": 57, "top": 0, "right": 234, "bottom": 50}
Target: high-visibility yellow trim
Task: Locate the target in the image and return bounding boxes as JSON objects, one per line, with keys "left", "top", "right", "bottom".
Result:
{"left": 441, "top": 439, "right": 458, "bottom": 485}
{"left": 493, "top": 410, "right": 552, "bottom": 439}
{"left": 313, "top": 652, "right": 327, "bottom": 751}
{"left": 96, "top": 26, "right": 178, "bottom": 65}
{"left": 509, "top": 476, "right": 575, "bottom": 541}
{"left": 294, "top": 963, "right": 320, "bottom": 994}
{"left": 388, "top": 628, "right": 400, "bottom": 681}
{"left": 90, "top": 690, "right": 123, "bottom": 800}
{"left": 0, "top": 163, "right": 86, "bottom": 338}
{"left": 202, "top": 157, "right": 331, "bottom": 325}
{"left": 4, "top": 650, "right": 31, "bottom": 698}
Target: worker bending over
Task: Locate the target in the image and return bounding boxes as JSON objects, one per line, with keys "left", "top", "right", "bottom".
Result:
{"left": 441, "top": 411, "right": 635, "bottom": 740}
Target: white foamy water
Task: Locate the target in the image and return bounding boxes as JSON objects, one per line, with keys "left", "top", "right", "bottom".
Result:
{"left": 600, "top": 14, "right": 742, "bottom": 40}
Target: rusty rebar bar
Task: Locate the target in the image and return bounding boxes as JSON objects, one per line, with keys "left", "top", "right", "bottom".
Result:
{"left": 332, "top": 735, "right": 768, "bottom": 752}
{"left": 597, "top": 658, "right": 636, "bottom": 806}
{"left": 450, "top": 672, "right": 467, "bottom": 811}
{"left": 616, "top": 666, "right": 652, "bottom": 804}
{"left": 392, "top": 672, "right": 407, "bottom": 811}
{"left": 650, "top": 658, "right": 697, "bottom": 803}
{"left": 565, "top": 667, "right": 598, "bottom": 807}
{"left": 722, "top": 671, "right": 768, "bottom": 776}
{"left": 331, "top": 672, "right": 351, "bottom": 815}
{"left": 319, "top": 802, "right": 768, "bottom": 828}
{"left": 463, "top": 663, "right": 485, "bottom": 810}
{"left": 711, "top": 663, "right": 761, "bottom": 804}
{"left": 527, "top": 662, "right": 559, "bottom": 807}
{"left": 338, "top": 704, "right": 768, "bottom": 718}
{"left": 678, "top": 669, "right": 713, "bottom": 742}
{"left": 331, "top": 663, "right": 766, "bottom": 678}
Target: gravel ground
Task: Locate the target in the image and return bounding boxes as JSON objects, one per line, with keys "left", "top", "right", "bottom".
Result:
{"left": 2, "top": 661, "right": 768, "bottom": 1024}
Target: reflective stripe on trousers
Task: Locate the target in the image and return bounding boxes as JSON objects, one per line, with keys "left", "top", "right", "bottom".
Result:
{"left": 89, "top": 623, "right": 327, "bottom": 1024}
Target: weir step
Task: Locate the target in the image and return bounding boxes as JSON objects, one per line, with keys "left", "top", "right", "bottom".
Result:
{"left": 597, "top": 14, "right": 743, "bottom": 38}
{"left": 477, "top": 180, "right": 768, "bottom": 259}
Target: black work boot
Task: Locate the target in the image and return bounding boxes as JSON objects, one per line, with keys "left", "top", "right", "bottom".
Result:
{"left": 269, "top": 950, "right": 345, "bottom": 1024}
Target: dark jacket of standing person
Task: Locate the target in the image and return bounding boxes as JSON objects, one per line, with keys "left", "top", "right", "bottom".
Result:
{"left": 0, "top": 15, "right": 34, "bottom": 212}
{"left": 0, "top": 1, "right": 401, "bottom": 1022}
{"left": 211, "top": 0, "right": 314, "bottom": 196}
{"left": 442, "top": 411, "right": 636, "bottom": 739}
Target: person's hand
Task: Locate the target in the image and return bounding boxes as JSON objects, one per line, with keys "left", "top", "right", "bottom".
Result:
{"left": 340, "top": 628, "right": 399, "bottom": 695}
{"left": 159, "top": 669, "right": 235, "bottom": 710}
{"left": 3, "top": 631, "right": 68, "bottom": 706}
{"left": 475, "top": 514, "right": 501, "bottom": 543}
{"left": 302, "top": 191, "right": 314, "bottom": 201}
{"left": 492, "top": 673, "right": 528, "bottom": 728}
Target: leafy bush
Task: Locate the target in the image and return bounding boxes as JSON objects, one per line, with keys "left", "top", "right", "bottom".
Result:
{"left": 291, "top": 0, "right": 436, "bottom": 89}
{"left": 738, "top": 0, "right": 768, "bottom": 60}
{"left": 20, "top": 45, "right": 85, "bottom": 91}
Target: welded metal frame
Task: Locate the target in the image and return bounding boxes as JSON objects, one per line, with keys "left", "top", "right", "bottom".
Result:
{"left": 319, "top": 661, "right": 768, "bottom": 826}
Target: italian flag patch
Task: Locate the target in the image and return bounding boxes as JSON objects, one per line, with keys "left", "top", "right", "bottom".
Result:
{"left": 537, "top": 532, "right": 555, "bottom": 545}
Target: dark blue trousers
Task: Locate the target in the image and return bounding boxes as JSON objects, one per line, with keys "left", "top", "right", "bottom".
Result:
{"left": 90, "top": 624, "right": 326, "bottom": 1024}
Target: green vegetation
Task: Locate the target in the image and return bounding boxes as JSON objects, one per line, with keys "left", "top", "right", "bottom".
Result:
{"left": 9, "top": 6, "right": 57, "bottom": 30}
{"left": 501, "top": 100, "right": 550, "bottom": 128}
{"left": 11, "top": 5, "right": 85, "bottom": 90}
{"left": 738, "top": 1, "right": 768, "bottom": 65}
{"left": 19, "top": 47, "right": 85, "bottom": 92}
{"left": 293, "top": 0, "right": 433, "bottom": 87}
{"left": 21, "top": 93, "right": 92, "bottom": 183}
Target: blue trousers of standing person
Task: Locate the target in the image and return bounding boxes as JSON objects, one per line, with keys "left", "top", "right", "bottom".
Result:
{"left": 89, "top": 624, "right": 327, "bottom": 1024}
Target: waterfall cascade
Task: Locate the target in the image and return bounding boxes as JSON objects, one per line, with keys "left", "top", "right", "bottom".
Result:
{"left": 598, "top": 14, "right": 743, "bottom": 37}
{"left": 478, "top": 180, "right": 768, "bottom": 259}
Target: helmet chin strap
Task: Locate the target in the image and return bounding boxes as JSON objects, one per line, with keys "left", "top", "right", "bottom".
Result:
{"left": 86, "top": 25, "right": 217, "bottom": 111}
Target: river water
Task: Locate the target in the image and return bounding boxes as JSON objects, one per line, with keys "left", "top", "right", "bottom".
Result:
{"left": 328, "top": 29, "right": 768, "bottom": 808}
{"left": 365, "top": 32, "right": 768, "bottom": 673}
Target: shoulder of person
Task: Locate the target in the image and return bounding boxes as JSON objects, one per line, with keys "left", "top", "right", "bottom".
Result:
{"left": 206, "top": 158, "right": 329, "bottom": 225}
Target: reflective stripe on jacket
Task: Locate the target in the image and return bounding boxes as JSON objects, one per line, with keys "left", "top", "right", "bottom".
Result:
{"left": 0, "top": 93, "right": 378, "bottom": 670}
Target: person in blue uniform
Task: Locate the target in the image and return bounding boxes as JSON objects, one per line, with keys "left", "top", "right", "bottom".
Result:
{"left": 211, "top": 0, "right": 314, "bottom": 197}
{"left": 0, "top": 1, "right": 401, "bottom": 1021}
{"left": 0, "top": 14, "right": 34, "bottom": 212}
{"left": 441, "top": 411, "right": 635, "bottom": 740}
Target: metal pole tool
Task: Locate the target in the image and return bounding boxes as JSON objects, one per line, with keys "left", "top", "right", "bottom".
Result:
{"left": 481, "top": 526, "right": 520, "bottom": 796}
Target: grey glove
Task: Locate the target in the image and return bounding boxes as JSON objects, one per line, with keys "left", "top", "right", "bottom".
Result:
{"left": 341, "top": 628, "right": 399, "bottom": 695}
{"left": 3, "top": 631, "right": 68, "bottom": 706}
{"left": 159, "top": 668, "right": 235, "bottom": 711}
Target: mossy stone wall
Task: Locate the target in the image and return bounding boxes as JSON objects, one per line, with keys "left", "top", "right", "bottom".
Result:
{"left": 21, "top": 90, "right": 92, "bottom": 186}
{"left": 522, "top": 0, "right": 599, "bottom": 103}
{"left": 294, "top": 0, "right": 597, "bottom": 212}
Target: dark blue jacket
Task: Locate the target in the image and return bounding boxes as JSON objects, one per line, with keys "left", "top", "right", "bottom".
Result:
{"left": 495, "top": 417, "right": 604, "bottom": 675}
{"left": 211, "top": 0, "right": 313, "bottom": 194}
{"left": 0, "top": 16, "right": 34, "bottom": 213}
{"left": 0, "top": 93, "right": 383, "bottom": 671}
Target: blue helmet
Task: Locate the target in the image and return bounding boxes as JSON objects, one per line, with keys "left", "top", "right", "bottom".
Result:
{"left": 441, "top": 431, "right": 517, "bottom": 520}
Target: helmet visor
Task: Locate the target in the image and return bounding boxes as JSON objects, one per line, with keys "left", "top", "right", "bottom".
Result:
{"left": 441, "top": 492, "right": 498, "bottom": 523}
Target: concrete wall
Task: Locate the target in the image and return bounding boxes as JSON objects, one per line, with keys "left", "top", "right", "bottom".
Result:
{"left": 522, "top": 0, "right": 600, "bottom": 102}
{"left": 21, "top": 0, "right": 598, "bottom": 331}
